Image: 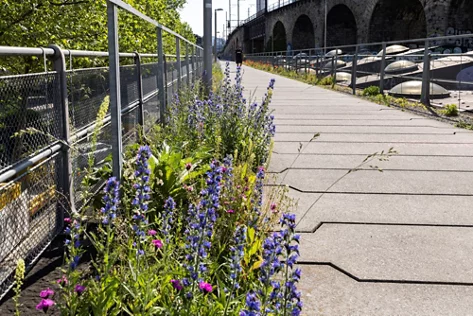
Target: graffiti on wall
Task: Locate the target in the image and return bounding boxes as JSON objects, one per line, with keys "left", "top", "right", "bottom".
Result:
{"left": 446, "top": 27, "right": 473, "bottom": 48}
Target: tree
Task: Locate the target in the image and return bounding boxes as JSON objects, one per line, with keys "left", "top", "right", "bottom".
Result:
{"left": 0, "top": 0, "right": 195, "bottom": 73}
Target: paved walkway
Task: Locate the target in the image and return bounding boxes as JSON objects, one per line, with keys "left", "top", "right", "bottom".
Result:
{"left": 236, "top": 62, "right": 473, "bottom": 315}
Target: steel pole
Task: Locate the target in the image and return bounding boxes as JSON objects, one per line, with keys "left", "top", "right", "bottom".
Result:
{"left": 379, "top": 42, "right": 387, "bottom": 93}
{"left": 203, "top": 0, "right": 213, "bottom": 90}
{"left": 106, "top": 1, "right": 123, "bottom": 179}
{"left": 214, "top": 9, "right": 218, "bottom": 62}
{"left": 156, "top": 27, "right": 166, "bottom": 124}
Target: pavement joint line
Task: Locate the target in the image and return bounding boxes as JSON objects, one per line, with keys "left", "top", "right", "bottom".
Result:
{"left": 276, "top": 132, "right": 461, "bottom": 135}
{"left": 268, "top": 168, "right": 473, "bottom": 174}
{"left": 295, "top": 262, "right": 473, "bottom": 287}
{"left": 296, "top": 221, "right": 473, "bottom": 234}
{"left": 272, "top": 152, "right": 473, "bottom": 157}
{"left": 273, "top": 118, "right": 419, "bottom": 120}
{"left": 274, "top": 140, "right": 473, "bottom": 144}
{"left": 275, "top": 124, "right": 460, "bottom": 128}
{"left": 264, "top": 184, "right": 473, "bottom": 197}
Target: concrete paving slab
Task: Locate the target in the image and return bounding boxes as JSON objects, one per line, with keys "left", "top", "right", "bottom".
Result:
{"left": 299, "top": 265, "right": 473, "bottom": 316}
{"left": 299, "top": 224, "right": 473, "bottom": 283}
{"left": 276, "top": 125, "right": 464, "bottom": 134}
{"left": 273, "top": 142, "right": 473, "bottom": 156}
{"left": 271, "top": 154, "right": 473, "bottom": 172}
{"left": 295, "top": 193, "right": 473, "bottom": 232}
{"left": 273, "top": 118, "right": 461, "bottom": 128}
{"left": 274, "top": 133, "right": 473, "bottom": 143}
{"left": 275, "top": 169, "right": 473, "bottom": 195}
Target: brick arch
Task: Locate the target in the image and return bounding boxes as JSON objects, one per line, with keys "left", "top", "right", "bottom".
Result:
{"left": 367, "top": 0, "right": 427, "bottom": 43}
{"left": 326, "top": 4, "right": 357, "bottom": 47}
{"left": 292, "top": 14, "right": 316, "bottom": 50}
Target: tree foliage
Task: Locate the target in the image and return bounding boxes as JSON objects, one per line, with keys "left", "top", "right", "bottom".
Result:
{"left": 0, "top": 0, "right": 195, "bottom": 73}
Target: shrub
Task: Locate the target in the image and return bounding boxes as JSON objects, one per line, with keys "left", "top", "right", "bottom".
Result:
{"left": 362, "top": 86, "right": 380, "bottom": 97}
{"left": 443, "top": 103, "right": 458, "bottom": 117}
{"left": 318, "top": 76, "right": 334, "bottom": 86}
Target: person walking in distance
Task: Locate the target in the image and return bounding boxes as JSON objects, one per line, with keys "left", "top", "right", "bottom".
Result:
{"left": 235, "top": 47, "right": 243, "bottom": 66}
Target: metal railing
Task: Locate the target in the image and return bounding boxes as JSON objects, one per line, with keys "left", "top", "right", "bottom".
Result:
{"left": 0, "top": 0, "right": 203, "bottom": 300}
{"left": 267, "top": 0, "right": 300, "bottom": 12}
{"left": 245, "top": 33, "right": 473, "bottom": 111}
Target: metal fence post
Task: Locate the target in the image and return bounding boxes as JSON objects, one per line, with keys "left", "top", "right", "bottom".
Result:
{"left": 334, "top": 50, "right": 338, "bottom": 83}
{"left": 186, "top": 43, "right": 190, "bottom": 87}
{"left": 351, "top": 45, "right": 359, "bottom": 95}
{"left": 134, "top": 52, "right": 145, "bottom": 130}
{"left": 191, "top": 46, "right": 196, "bottom": 83}
{"left": 176, "top": 37, "right": 182, "bottom": 90}
{"left": 379, "top": 42, "right": 387, "bottom": 93}
{"left": 106, "top": 1, "right": 123, "bottom": 179}
{"left": 49, "top": 44, "right": 75, "bottom": 213}
{"left": 156, "top": 27, "right": 166, "bottom": 125}
{"left": 421, "top": 39, "right": 431, "bottom": 106}
{"left": 331, "top": 56, "right": 335, "bottom": 77}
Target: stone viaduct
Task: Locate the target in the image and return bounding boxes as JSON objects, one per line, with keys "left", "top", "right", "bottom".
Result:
{"left": 223, "top": 0, "right": 473, "bottom": 55}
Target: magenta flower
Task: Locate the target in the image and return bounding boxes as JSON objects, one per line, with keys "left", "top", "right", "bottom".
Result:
{"left": 74, "top": 284, "right": 86, "bottom": 295}
{"left": 57, "top": 275, "right": 68, "bottom": 286}
{"left": 64, "top": 217, "right": 71, "bottom": 224}
{"left": 170, "top": 279, "right": 183, "bottom": 291}
{"left": 152, "top": 239, "right": 163, "bottom": 249}
{"left": 226, "top": 209, "right": 235, "bottom": 214}
{"left": 148, "top": 229, "right": 157, "bottom": 236}
{"left": 199, "top": 281, "right": 213, "bottom": 294}
{"left": 36, "top": 299, "right": 54, "bottom": 312}
{"left": 270, "top": 203, "right": 277, "bottom": 212}
{"left": 39, "top": 288, "right": 54, "bottom": 298}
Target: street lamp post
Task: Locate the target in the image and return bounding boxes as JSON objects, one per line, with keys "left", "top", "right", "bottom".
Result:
{"left": 214, "top": 8, "right": 223, "bottom": 62}
{"left": 203, "top": 0, "right": 212, "bottom": 90}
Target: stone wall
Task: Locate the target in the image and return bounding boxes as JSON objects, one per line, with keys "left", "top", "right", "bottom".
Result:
{"left": 224, "top": 0, "right": 473, "bottom": 54}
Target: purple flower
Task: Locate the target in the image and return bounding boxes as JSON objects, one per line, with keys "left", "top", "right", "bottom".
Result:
{"left": 74, "top": 284, "right": 86, "bottom": 295}
{"left": 101, "top": 177, "right": 120, "bottom": 225}
{"left": 226, "top": 209, "right": 235, "bottom": 214}
{"left": 199, "top": 281, "right": 213, "bottom": 294}
{"left": 152, "top": 239, "right": 163, "bottom": 249}
{"left": 240, "top": 291, "right": 261, "bottom": 316}
{"left": 39, "top": 288, "right": 54, "bottom": 298}
{"left": 148, "top": 229, "right": 157, "bottom": 236}
{"left": 161, "top": 197, "right": 176, "bottom": 242}
{"left": 171, "top": 279, "right": 183, "bottom": 291}
{"left": 36, "top": 299, "right": 54, "bottom": 312}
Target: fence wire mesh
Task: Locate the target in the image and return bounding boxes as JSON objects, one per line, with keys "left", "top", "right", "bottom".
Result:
{"left": 0, "top": 72, "right": 61, "bottom": 173}
{"left": 0, "top": 45, "right": 202, "bottom": 300}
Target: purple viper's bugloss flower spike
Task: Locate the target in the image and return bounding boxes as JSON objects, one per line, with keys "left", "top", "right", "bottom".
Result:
{"left": 101, "top": 176, "right": 120, "bottom": 225}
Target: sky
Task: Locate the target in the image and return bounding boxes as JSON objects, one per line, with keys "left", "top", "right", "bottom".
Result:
{"left": 180, "top": 0, "right": 278, "bottom": 37}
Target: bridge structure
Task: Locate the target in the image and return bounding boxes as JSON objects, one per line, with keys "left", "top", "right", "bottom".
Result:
{"left": 223, "top": 0, "right": 473, "bottom": 56}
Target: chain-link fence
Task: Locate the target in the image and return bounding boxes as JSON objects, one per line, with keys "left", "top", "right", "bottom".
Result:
{"left": 0, "top": 0, "right": 203, "bottom": 299}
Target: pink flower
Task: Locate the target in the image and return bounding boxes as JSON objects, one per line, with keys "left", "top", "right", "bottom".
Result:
{"left": 36, "top": 299, "right": 54, "bottom": 312}
{"left": 74, "top": 284, "right": 86, "bottom": 295}
{"left": 148, "top": 229, "right": 157, "bottom": 236}
{"left": 270, "top": 203, "right": 277, "bottom": 212}
{"left": 185, "top": 163, "right": 192, "bottom": 170}
{"left": 57, "top": 275, "right": 68, "bottom": 286}
{"left": 170, "top": 279, "right": 183, "bottom": 291}
{"left": 39, "top": 288, "right": 54, "bottom": 298}
{"left": 64, "top": 217, "right": 71, "bottom": 224}
{"left": 226, "top": 209, "right": 234, "bottom": 214}
{"left": 152, "top": 239, "right": 163, "bottom": 249}
{"left": 199, "top": 281, "right": 212, "bottom": 294}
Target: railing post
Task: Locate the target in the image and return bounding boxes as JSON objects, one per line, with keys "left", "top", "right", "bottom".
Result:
{"left": 156, "top": 27, "right": 166, "bottom": 125}
{"left": 49, "top": 44, "right": 75, "bottom": 214}
{"left": 351, "top": 45, "right": 359, "bottom": 95}
{"left": 421, "top": 39, "right": 431, "bottom": 106}
{"left": 176, "top": 37, "right": 182, "bottom": 91}
{"left": 334, "top": 50, "right": 338, "bottom": 84}
{"left": 186, "top": 43, "right": 190, "bottom": 87}
{"left": 379, "top": 42, "right": 387, "bottom": 93}
{"left": 134, "top": 52, "right": 145, "bottom": 131}
{"left": 106, "top": 1, "right": 123, "bottom": 179}
{"left": 330, "top": 56, "right": 335, "bottom": 77}
{"left": 191, "top": 46, "right": 196, "bottom": 83}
